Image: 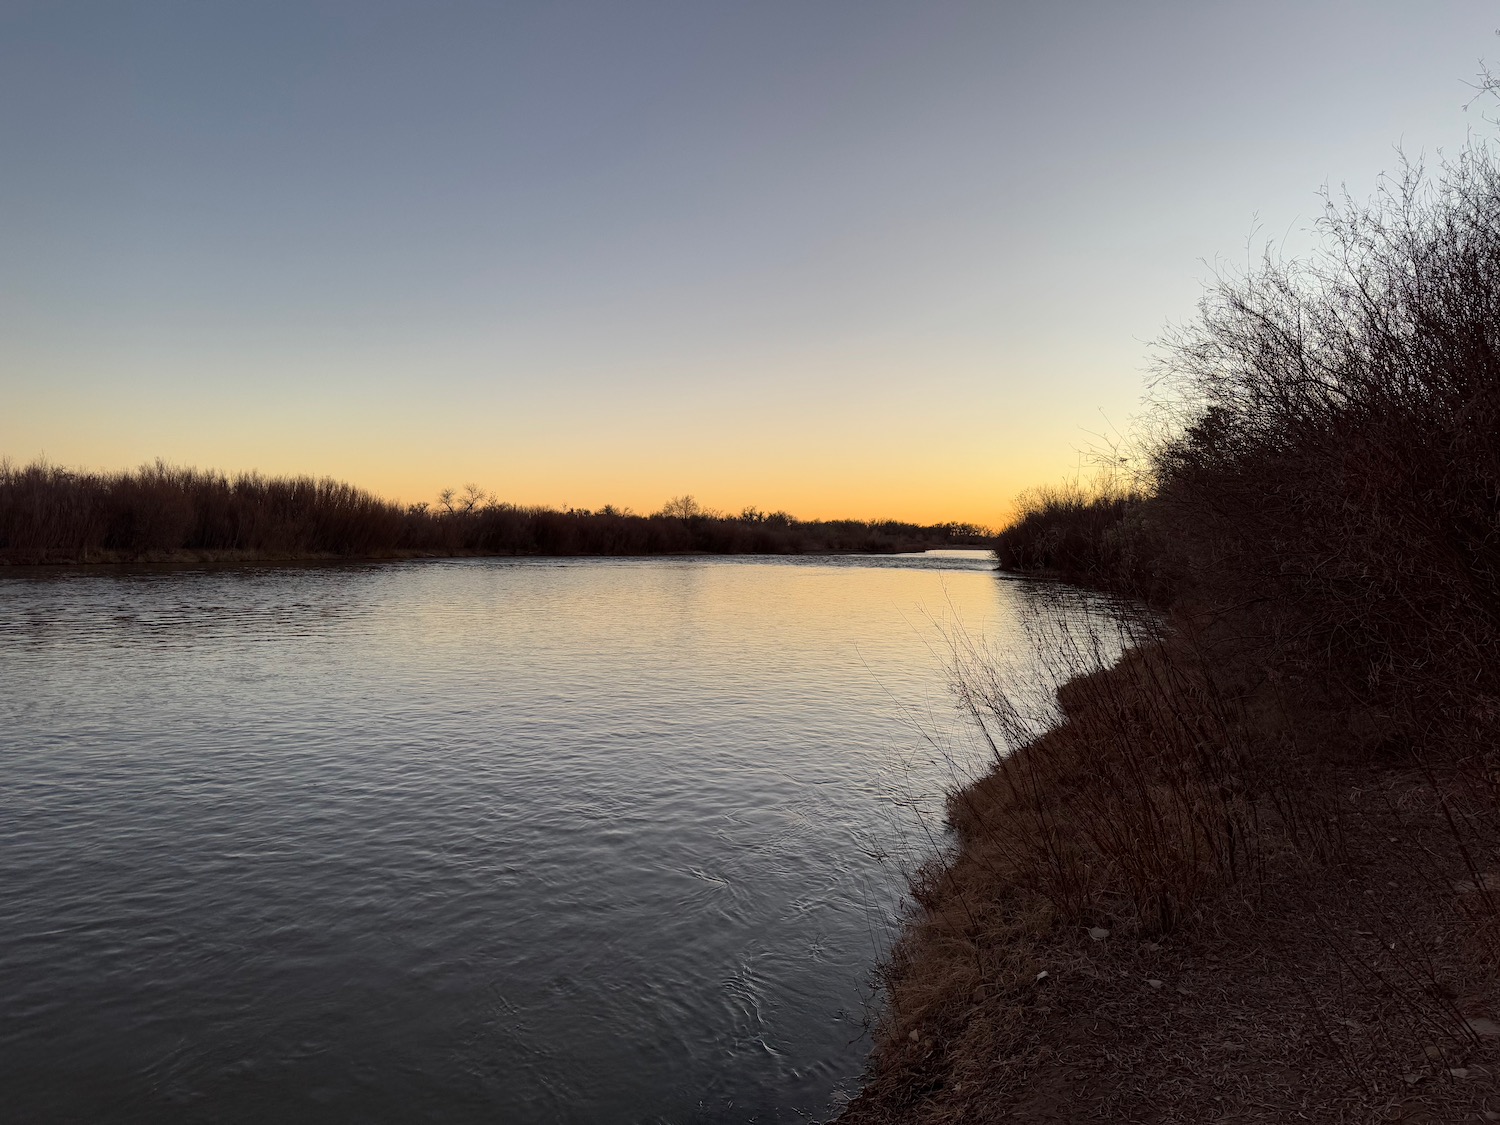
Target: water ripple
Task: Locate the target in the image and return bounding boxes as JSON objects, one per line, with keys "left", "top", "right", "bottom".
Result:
{"left": 0, "top": 553, "right": 1124, "bottom": 1123}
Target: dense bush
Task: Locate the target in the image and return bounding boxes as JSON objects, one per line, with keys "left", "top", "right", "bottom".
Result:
{"left": 999, "top": 143, "right": 1500, "bottom": 744}
{"left": 991, "top": 480, "right": 1160, "bottom": 594}
{"left": 1147, "top": 148, "right": 1500, "bottom": 742}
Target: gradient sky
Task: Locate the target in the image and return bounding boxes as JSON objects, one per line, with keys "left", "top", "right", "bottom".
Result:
{"left": 2, "top": 1, "right": 1496, "bottom": 525}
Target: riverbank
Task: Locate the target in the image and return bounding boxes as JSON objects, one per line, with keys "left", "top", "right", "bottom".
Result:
{"left": 837, "top": 143, "right": 1500, "bottom": 1121}
{"left": 839, "top": 631, "right": 1500, "bottom": 1122}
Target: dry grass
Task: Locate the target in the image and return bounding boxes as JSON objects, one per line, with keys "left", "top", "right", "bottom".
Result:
{"left": 840, "top": 626, "right": 1500, "bottom": 1123}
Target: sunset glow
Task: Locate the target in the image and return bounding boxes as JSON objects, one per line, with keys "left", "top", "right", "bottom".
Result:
{"left": 3, "top": 2, "right": 1494, "bottom": 525}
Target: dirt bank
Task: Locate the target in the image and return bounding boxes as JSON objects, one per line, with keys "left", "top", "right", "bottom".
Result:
{"left": 839, "top": 635, "right": 1500, "bottom": 1123}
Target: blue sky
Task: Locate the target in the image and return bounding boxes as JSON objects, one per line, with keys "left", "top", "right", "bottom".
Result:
{"left": 3, "top": 1, "right": 1496, "bottom": 522}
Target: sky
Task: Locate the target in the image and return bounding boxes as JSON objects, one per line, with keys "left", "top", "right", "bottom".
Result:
{"left": 2, "top": 1, "right": 1497, "bottom": 526}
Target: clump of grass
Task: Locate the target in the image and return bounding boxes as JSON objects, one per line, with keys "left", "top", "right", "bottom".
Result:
{"left": 951, "top": 628, "right": 1257, "bottom": 933}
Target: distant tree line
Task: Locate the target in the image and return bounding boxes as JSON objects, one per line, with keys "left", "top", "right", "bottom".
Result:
{"left": 0, "top": 462, "right": 991, "bottom": 563}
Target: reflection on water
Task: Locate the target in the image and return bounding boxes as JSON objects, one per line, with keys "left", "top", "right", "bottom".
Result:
{"left": 0, "top": 553, "right": 1124, "bottom": 1123}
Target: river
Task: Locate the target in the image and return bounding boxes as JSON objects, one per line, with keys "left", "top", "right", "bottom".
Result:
{"left": 0, "top": 552, "right": 1123, "bottom": 1123}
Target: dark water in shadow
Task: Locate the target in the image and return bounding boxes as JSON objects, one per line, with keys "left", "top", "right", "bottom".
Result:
{"left": 0, "top": 553, "right": 1123, "bottom": 1123}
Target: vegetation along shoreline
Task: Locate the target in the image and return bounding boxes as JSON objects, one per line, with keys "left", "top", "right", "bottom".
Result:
{"left": 0, "top": 461, "right": 991, "bottom": 566}
{"left": 839, "top": 145, "right": 1500, "bottom": 1120}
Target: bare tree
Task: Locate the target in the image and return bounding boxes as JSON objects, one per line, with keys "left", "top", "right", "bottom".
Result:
{"left": 659, "top": 495, "right": 701, "bottom": 520}
{"left": 438, "top": 483, "right": 490, "bottom": 515}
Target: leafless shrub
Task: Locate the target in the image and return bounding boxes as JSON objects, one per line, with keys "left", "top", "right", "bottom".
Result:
{"left": 992, "top": 475, "right": 1169, "bottom": 597}
{"left": 1149, "top": 145, "right": 1500, "bottom": 751}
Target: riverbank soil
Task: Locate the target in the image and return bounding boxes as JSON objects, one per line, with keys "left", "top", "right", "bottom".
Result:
{"left": 839, "top": 637, "right": 1500, "bottom": 1123}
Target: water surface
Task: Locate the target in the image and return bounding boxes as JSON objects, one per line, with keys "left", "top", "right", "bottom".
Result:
{"left": 0, "top": 553, "right": 1119, "bottom": 1122}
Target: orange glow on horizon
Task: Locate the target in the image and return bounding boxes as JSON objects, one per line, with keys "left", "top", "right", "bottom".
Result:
{"left": 1, "top": 448, "right": 1033, "bottom": 531}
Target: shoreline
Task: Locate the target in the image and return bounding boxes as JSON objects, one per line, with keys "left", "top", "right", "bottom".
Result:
{"left": 837, "top": 629, "right": 1500, "bottom": 1122}
{"left": 0, "top": 544, "right": 993, "bottom": 568}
